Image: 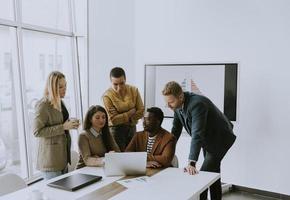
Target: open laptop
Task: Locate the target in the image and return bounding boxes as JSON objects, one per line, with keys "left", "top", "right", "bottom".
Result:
{"left": 104, "top": 152, "right": 147, "bottom": 176}
{"left": 47, "top": 173, "right": 102, "bottom": 191}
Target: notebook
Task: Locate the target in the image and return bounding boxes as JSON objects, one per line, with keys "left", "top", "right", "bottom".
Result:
{"left": 104, "top": 152, "right": 147, "bottom": 176}
{"left": 47, "top": 173, "right": 102, "bottom": 191}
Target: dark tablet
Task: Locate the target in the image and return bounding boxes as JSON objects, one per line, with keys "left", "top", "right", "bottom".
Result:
{"left": 47, "top": 173, "right": 102, "bottom": 191}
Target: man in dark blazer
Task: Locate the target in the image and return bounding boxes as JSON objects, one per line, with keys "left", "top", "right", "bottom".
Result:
{"left": 162, "top": 81, "right": 236, "bottom": 200}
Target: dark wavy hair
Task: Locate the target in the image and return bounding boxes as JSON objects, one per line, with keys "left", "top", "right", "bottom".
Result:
{"left": 83, "top": 105, "right": 114, "bottom": 151}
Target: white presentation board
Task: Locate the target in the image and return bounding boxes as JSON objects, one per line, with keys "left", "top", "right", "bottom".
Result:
{"left": 144, "top": 63, "right": 238, "bottom": 121}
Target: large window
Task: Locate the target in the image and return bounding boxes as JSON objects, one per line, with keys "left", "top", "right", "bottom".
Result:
{"left": 22, "top": 31, "right": 80, "bottom": 176}
{"left": 0, "top": 0, "right": 14, "bottom": 20}
{"left": 0, "top": 25, "right": 28, "bottom": 177}
{"left": 0, "top": 1, "right": 87, "bottom": 181}
{"left": 76, "top": 37, "right": 88, "bottom": 111}
{"left": 22, "top": 0, "right": 70, "bottom": 31}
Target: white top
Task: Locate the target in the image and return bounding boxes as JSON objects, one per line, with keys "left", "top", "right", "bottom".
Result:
{"left": 90, "top": 128, "right": 101, "bottom": 138}
{"left": 146, "top": 135, "right": 157, "bottom": 153}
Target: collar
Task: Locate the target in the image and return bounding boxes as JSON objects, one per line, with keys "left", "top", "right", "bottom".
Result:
{"left": 90, "top": 127, "right": 101, "bottom": 138}
{"left": 148, "top": 134, "right": 157, "bottom": 139}
{"left": 180, "top": 92, "right": 190, "bottom": 112}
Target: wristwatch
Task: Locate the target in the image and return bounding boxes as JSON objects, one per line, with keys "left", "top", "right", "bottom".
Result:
{"left": 188, "top": 160, "right": 196, "bottom": 167}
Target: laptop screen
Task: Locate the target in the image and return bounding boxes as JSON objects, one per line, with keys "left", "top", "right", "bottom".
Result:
{"left": 104, "top": 152, "right": 147, "bottom": 176}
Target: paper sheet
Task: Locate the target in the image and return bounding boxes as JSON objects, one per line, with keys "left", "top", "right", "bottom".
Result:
{"left": 116, "top": 176, "right": 150, "bottom": 188}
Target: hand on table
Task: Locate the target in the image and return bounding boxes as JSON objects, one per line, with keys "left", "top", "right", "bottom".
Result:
{"left": 184, "top": 165, "right": 198, "bottom": 175}
{"left": 146, "top": 161, "right": 162, "bottom": 168}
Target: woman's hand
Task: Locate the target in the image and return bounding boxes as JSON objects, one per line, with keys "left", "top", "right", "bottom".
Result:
{"left": 96, "top": 157, "right": 105, "bottom": 166}
{"left": 63, "top": 120, "right": 80, "bottom": 130}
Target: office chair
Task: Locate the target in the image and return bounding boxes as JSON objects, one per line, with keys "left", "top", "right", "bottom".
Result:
{"left": 171, "top": 155, "right": 179, "bottom": 168}
{"left": 68, "top": 150, "right": 79, "bottom": 172}
{"left": 0, "top": 173, "right": 27, "bottom": 196}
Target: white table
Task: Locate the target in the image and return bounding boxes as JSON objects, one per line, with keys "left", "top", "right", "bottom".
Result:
{"left": 110, "top": 168, "right": 220, "bottom": 200}
{"left": 0, "top": 167, "right": 122, "bottom": 200}
{"left": 1, "top": 167, "right": 220, "bottom": 200}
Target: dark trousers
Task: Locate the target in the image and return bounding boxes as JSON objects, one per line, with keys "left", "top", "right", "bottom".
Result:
{"left": 200, "top": 150, "right": 222, "bottom": 200}
{"left": 110, "top": 125, "right": 136, "bottom": 151}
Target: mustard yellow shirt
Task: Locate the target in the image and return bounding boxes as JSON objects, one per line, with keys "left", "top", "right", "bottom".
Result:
{"left": 102, "top": 84, "right": 144, "bottom": 126}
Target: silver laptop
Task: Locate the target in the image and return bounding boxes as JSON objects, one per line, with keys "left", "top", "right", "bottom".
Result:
{"left": 104, "top": 152, "right": 147, "bottom": 176}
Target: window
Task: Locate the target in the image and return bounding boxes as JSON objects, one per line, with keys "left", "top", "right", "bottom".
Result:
{"left": 22, "top": 30, "right": 81, "bottom": 176}
{"left": 0, "top": 1, "right": 87, "bottom": 181}
{"left": 76, "top": 37, "right": 88, "bottom": 111}
{"left": 22, "top": 0, "right": 70, "bottom": 31}
{"left": 73, "top": 0, "right": 87, "bottom": 35}
{"left": 0, "top": 0, "right": 14, "bottom": 20}
{"left": 0, "top": 26, "right": 28, "bottom": 177}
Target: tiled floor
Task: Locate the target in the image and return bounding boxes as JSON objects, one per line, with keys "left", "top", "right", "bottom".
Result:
{"left": 223, "top": 191, "right": 280, "bottom": 200}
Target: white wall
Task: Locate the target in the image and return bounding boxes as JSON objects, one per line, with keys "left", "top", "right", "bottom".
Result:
{"left": 89, "top": 0, "right": 290, "bottom": 195}
{"left": 134, "top": 0, "right": 290, "bottom": 195}
{"left": 88, "top": 0, "right": 135, "bottom": 105}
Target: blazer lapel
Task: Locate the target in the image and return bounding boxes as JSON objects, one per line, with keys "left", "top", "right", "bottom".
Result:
{"left": 151, "top": 130, "right": 164, "bottom": 154}
{"left": 181, "top": 93, "right": 191, "bottom": 134}
{"left": 178, "top": 108, "right": 190, "bottom": 134}
{"left": 142, "top": 132, "right": 149, "bottom": 151}
{"left": 184, "top": 113, "right": 191, "bottom": 134}
{"left": 177, "top": 109, "right": 184, "bottom": 124}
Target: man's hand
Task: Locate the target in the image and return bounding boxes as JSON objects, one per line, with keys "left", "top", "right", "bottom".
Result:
{"left": 184, "top": 165, "right": 198, "bottom": 175}
{"left": 146, "top": 161, "right": 162, "bottom": 168}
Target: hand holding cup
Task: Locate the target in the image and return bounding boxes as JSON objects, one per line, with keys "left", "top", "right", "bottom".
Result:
{"left": 63, "top": 118, "right": 80, "bottom": 130}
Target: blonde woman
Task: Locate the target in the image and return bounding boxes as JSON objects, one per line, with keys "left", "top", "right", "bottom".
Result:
{"left": 33, "top": 71, "right": 80, "bottom": 180}
{"left": 77, "top": 105, "right": 120, "bottom": 169}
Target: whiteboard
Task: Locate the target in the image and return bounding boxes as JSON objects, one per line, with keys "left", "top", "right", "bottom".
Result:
{"left": 144, "top": 63, "right": 238, "bottom": 121}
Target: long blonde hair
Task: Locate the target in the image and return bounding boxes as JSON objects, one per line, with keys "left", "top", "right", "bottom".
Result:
{"left": 44, "top": 71, "right": 65, "bottom": 111}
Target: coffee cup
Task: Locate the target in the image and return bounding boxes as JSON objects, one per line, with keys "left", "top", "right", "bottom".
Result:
{"left": 70, "top": 118, "right": 80, "bottom": 124}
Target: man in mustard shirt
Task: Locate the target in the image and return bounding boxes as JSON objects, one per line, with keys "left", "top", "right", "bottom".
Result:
{"left": 102, "top": 67, "right": 144, "bottom": 151}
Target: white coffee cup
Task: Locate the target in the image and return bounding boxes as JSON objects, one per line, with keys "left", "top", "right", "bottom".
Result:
{"left": 70, "top": 117, "right": 79, "bottom": 122}
{"left": 30, "top": 189, "right": 43, "bottom": 200}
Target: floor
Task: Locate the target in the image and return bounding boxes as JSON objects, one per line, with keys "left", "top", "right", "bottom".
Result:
{"left": 223, "top": 191, "right": 281, "bottom": 200}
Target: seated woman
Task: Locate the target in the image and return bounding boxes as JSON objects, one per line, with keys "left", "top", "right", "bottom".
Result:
{"left": 77, "top": 105, "right": 120, "bottom": 169}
